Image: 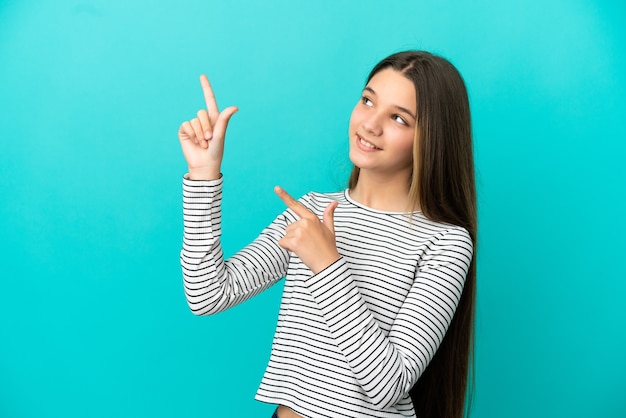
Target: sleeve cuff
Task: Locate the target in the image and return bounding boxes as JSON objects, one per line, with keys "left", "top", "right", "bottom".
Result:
{"left": 183, "top": 173, "right": 223, "bottom": 185}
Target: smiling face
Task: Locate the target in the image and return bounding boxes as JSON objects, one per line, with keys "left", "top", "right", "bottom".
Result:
{"left": 348, "top": 68, "right": 417, "bottom": 182}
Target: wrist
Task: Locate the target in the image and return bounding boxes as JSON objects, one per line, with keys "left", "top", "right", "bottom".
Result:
{"left": 310, "top": 252, "right": 341, "bottom": 275}
{"left": 187, "top": 168, "right": 221, "bottom": 181}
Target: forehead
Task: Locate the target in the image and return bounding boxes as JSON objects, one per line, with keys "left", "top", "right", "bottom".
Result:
{"left": 365, "top": 68, "right": 416, "bottom": 110}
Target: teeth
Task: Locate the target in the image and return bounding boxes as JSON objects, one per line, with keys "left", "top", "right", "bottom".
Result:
{"left": 359, "top": 136, "right": 378, "bottom": 149}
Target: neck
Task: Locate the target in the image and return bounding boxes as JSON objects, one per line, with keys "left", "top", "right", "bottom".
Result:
{"left": 350, "top": 169, "right": 419, "bottom": 212}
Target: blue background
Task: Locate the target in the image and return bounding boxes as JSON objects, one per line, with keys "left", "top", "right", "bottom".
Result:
{"left": 1, "top": 0, "right": 624, "bottom": 417}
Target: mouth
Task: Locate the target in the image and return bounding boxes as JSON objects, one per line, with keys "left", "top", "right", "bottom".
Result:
{"left": 357, "top": 134, "right": 382, "bottom": 150}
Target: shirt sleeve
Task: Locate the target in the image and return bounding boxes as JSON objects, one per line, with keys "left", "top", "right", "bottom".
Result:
{"left": 180, "top": 176, "right": 290, "bottom": 315}
{"left": 304, "top": 227, "right": 474, "bottom": 409}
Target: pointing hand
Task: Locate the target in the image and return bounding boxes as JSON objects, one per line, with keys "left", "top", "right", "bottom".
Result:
{"left": 274, "top": 186, "right": 340, "bottom": 274}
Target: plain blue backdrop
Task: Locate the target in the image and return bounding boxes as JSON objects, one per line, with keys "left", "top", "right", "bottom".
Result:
{"left": 1, "top": 0, "right": 624, "bottom": 417}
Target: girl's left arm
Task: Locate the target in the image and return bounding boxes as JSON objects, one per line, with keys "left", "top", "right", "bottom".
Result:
{"left": 305, "top": 227, "right": 473, "bottom": 410}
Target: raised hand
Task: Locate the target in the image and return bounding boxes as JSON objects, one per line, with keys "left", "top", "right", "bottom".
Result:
{"left": 274, "top": 186, "right": 340, "bottom": 274}
{"left": 178, "top": 75, "right": 238, "bottom": 180}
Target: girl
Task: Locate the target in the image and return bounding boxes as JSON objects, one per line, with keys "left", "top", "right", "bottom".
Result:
{"left": 178, "top": 51, "right": 476, "bottom": 418}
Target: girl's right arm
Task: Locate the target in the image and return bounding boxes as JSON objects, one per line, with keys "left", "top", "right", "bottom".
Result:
{"left": 178, "top": 76, "right": 289, "bottom": 315}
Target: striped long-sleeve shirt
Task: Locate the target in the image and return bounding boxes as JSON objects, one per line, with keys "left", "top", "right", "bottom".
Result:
{"left": 181, "top": 176, "right": 473, "bottom": 418}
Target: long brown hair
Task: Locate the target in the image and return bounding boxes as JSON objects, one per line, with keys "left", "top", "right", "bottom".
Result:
{"left": 349, "top": 51, "right": 477, "bottom": 418}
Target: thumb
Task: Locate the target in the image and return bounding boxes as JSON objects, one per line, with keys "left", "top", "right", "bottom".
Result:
{"left": 323, "top": 201, "right": 338, "bottom": 235}
{"left": 214, "top": 106, "right": 239, "bottom": 137}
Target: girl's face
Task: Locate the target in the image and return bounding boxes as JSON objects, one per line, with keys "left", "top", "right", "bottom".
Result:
{"left": 348, "top": 68, "right": 417, "bottom": 180}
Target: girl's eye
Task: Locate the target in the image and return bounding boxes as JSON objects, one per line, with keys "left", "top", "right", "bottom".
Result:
{"left": 361, "top": 96, "right": 373, "bottom": 107}
{"left": 393, "top": 115, "right": 408, "bottom": 125}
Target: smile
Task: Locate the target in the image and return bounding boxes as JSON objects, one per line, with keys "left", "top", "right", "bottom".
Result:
{"left": 357, "top": 134, "right": 381, "bottom": 150}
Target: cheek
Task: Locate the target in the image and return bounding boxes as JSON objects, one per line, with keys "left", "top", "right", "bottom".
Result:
{"left": 349, "top": 106, "right": 365, "bottom": 132}
{"left": 395, "top": 130, "right": 416, "bottom": 156}
{"left": 348, "top": 110, "right": 357, "bottom": 135}
{"left": 402, "top": 127, "right": 416, "bottom": 147}
{"left": 402, "top": 133, "right": 415, "bottom": 152}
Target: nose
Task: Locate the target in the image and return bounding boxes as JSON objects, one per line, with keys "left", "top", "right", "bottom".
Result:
{"left": 362, "top": 111, "right": 383, "bottom": 136}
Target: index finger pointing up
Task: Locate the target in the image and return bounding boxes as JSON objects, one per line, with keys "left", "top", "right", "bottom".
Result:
{"left": 274, "top": 186, "right": 315, "bottom": 220}
{"left": 199, "top": 74, "right": 219, "bottom": 117}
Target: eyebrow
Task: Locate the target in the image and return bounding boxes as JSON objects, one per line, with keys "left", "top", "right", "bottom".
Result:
{"left": 363, "top": 86, "right": 417, "bottom": 120}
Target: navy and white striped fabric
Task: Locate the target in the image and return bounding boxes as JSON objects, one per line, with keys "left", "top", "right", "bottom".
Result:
{"left": 181, "top": 176, "right": 473, "bottom": 418}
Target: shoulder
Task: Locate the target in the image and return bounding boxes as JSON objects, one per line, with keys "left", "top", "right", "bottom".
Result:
{"left": 420, "top": 219, "right": 474, "bottom": 261}
{"left": 423, "top": 217, "right": 472, "bottom": 243}
{"left": 298, "top": 190, "right": 347, "bottom": 212}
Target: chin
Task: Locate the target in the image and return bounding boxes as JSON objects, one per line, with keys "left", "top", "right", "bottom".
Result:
{"left": 349, "top": 147, "right": 377, "bottom": 170}
{"left": 348, "top": 149, "right": 363, "bottom": 169}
